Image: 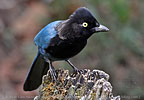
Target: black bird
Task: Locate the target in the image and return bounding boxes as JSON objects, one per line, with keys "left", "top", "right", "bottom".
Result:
{"left": 24, "top": 7, "right": 109, "bottom": 91}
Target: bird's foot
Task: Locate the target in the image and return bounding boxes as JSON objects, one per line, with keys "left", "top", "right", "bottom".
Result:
{"left": 73, "top": 67, "right": 81, "bottom": 74}
{"left": 65, "top": 60, "right": 81, "bottom": 74}
{"left": 49, "top": 67, "right": 57, "bottom": 82}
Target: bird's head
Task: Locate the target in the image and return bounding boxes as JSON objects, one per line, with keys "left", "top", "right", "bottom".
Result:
{"left": 57, "top": 7, "right": 109, "bottom": 40}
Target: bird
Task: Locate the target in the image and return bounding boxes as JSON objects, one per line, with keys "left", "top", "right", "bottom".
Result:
{"left": 23, "top": 7, "right": 109, "bottom": 91}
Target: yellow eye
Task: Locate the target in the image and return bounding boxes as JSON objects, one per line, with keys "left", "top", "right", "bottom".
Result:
{"left": 82, "top": 22, "right": 88, "bottom": 27}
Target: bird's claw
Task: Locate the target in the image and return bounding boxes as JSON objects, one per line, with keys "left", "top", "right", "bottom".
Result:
{"left": 49, "top": 68, "right": 57, "bottom": 82}
{"left": 73, "top": 67, "right": 81, "bottom": 74}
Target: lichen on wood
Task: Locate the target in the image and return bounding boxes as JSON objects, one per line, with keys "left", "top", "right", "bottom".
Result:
{"left": 34, "top": 69, "right": 120, "bottom": 100}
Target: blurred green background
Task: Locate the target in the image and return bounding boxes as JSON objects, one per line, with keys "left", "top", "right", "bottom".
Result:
{"left": 0, "top": 0, "right": 144, "bottom": 100}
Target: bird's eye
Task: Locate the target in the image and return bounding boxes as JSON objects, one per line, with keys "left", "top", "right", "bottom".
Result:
{"left": 82, "top": 22, "right": 88, "bottom": 27}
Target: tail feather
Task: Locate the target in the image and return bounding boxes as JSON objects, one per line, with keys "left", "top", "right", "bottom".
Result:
{"left": 23, "top": 52, "right": 49, "bottom": 91}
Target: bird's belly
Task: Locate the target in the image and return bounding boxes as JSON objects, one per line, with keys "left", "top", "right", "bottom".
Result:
{"left": 45, "top": 41, "right": 87, "bottom": 60}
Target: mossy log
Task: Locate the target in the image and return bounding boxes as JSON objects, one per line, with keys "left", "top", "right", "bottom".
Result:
{"left": 34, "top": 69, "right": 120, "bottom": 100}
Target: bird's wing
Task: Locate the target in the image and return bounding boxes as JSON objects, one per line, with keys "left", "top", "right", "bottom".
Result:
{"left": 34, "top": 21, "right": 62, "bottom": 49}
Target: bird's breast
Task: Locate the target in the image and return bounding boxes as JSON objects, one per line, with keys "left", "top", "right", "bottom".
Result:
{"left": 45, "top": 39, "right": 87, "bottom": 60}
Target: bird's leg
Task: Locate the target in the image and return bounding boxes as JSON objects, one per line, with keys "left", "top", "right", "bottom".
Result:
{"left": 47, "top": 60, "right": 57, "bottom": 82}
{"left": 65, "top": 59, "right": 79, "bottom": 73}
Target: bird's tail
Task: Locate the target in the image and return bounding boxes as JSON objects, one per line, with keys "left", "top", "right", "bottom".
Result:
{"left": 23, "top": 52, "right": 49, "bottom": 91}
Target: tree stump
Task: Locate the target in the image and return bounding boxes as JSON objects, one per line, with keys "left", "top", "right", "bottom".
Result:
{"left": 34, "top": 69, "right": 120, "bottom": 100}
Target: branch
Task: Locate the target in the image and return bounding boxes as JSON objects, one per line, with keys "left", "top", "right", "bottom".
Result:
{"left": 34, "top": 69, "right": 120, "bottom": 100}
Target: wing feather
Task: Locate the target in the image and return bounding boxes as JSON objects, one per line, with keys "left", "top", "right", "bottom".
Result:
{"left": 34, "top": 21, "right": 61, "bottom": 48}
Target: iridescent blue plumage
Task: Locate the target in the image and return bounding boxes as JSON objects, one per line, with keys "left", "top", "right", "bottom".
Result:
{"left": 34, "top": 21, "right": 62, "bottom": 49}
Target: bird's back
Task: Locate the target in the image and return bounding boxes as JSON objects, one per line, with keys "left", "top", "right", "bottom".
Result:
{"left": 34, "top": 21, "right": 62, "bottom": 49}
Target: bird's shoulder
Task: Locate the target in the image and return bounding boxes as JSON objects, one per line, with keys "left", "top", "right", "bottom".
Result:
{"left": 34, "top": 21, "right": 62, "bottom": 48}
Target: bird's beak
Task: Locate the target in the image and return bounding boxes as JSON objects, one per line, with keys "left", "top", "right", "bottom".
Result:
{"left": 94, "top": 24, "right": 109, "bottom": 32}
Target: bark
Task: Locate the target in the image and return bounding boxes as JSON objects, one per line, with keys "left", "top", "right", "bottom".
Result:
{"left": 34, "top": 69, "right": 120, "bottom": 100}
